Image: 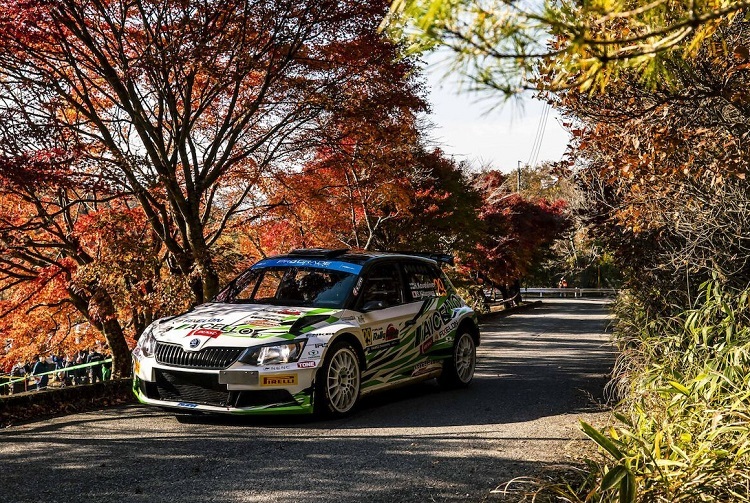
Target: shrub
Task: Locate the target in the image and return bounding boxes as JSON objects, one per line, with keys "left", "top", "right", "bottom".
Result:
{"left": 580, "top": 279, "right": 750, "bottom": 502}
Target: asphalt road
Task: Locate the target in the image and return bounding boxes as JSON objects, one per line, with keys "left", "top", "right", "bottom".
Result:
{"left": 0, "top": 299, "right": 614, "bottom": 503}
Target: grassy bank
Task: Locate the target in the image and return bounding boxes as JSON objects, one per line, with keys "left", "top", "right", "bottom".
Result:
{"left": 568, "top": 280, "right": 750, "bottom": 502}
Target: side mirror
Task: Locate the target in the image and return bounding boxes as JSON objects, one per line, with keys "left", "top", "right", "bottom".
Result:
{"left": 362, "top": 300, "right": 387, "bottom": 312}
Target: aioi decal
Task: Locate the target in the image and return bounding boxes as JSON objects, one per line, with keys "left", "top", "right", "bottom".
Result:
{"left": 414, "top": 294, "right": 464, "bottom": 354}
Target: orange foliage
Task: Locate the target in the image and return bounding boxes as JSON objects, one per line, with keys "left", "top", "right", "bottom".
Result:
{"left": 0, "top": 188, "right": 191, "bottom": 372}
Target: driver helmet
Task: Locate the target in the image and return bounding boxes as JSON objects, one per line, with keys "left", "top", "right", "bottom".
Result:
{"left": 299, "top": 273, "right": 326, "bottom": 301}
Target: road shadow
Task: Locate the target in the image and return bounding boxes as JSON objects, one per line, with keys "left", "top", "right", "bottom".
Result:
{"left": 0, "top": 405, "right": 585, "bottom": 503}
{"left": 0, "top": 299, "right": 613, "bottom": 503}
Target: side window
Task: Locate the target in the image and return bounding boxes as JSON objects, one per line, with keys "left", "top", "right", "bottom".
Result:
{"left": 403, "top": 262, "right": 444, "bottom": 303}
{"left": 359, "top": 263, "right": 404, "bottom": 309}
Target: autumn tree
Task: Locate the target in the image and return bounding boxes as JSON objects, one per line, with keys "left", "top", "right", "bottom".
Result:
{"left": 237, "top": 43, "right": 482, "bottom": 257}
{"left": 376, "top": 150, "right": 483, "bottom": 253}
{"left": 0, "top": 0, "right": 416, "bottom": 304}
{"left": 249, "top": 146, "right": 482, "bottom": 256}
{"left": 465, "top": 170, "right": 570, "bottom": 286}
{"left": 557, "top": 15, "right": 750, "bottom": 310}
{"left": 0, "top": 0, "right": 440, "bottom": 373}
{"left": 385, "top": 0, "right": 750, "bottom": 99}
{"left": 0, "top": 156, "right": 124, "bottom": 374}
{"left": 250, "top": 55, "right": 427, "bottom": 253}
{"left": 0, "top": 141, "right": 197, "bottom": 374}
{"left": 508, "top": 162, "right": 621, "bottom": 288}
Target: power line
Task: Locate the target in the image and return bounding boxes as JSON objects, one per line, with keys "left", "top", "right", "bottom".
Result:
{"left": 526, "top": 102, "right": 551, "bottom": 170}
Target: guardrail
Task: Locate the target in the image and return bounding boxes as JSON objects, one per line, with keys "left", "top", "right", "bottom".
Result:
{"left": 522, "top": 287, "right": 618, "bottom": 298}
{"left": 487, "top": 292, "right": 521, "bottom": 306}
{"left": 0, "top": 359, "right": 113, "bottom": 394}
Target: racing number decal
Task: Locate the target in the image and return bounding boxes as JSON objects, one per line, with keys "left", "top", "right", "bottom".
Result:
{"left": 433, "top": 278, "right": 447, "bottom": 296}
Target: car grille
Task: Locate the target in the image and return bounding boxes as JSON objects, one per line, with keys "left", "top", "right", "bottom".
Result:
{"left": 154, "top": 369, "right": 230, "bottom": 407}
{"left": 155, "top": 342, "right": 243, "bottom": 370}
{"left": 148, "top": 370, "right": 296, "bottom": 408}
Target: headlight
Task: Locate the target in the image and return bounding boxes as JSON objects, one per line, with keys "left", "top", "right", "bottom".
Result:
{"left": 239, "top": 341, "right": 306, "bottom": 366}
{"left": 137, "top": 325, "right": 157, "bottom": 358}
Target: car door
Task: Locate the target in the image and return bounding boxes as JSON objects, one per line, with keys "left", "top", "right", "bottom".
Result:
{"left": 396, "top": 260, "right": 452, "bottom": 376}
{"left": 357, "top": 261, "right": 422, "bottom": 390}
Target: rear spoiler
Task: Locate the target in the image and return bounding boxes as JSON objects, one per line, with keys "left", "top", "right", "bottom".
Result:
{"left": 396, "top": 252, "right": 455, "bottom": 266}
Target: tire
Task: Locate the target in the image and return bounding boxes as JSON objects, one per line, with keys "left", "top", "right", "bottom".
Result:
{"left": 315, "top": 341, "right": 361, "bottom": 417}
{"left": 437, "top": 331, "right": 476, "bottom": 389}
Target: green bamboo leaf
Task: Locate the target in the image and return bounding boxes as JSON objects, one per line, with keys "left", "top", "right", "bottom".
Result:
{"left": 619, "top": 472, "right": 637, "bottom": 503}
{"left": 685, "top": 310, "right": 698, "bottom": 331}
{"left": 581, "top": 421, "right": 624, "bottom": 460}
{"left": 601, "top": 465, "right": 628, "bottom": 491}
{"left": 655, "top": 459, "right": 688, "bottom": 468}
{"left": 671, "top": 443, "right": 690, "bottom": 461}
{"left": 613, "top": 411, "right": 633, "bottom": 427}
{"left": 668, "top": 380, "right": 691, "bottom": 396}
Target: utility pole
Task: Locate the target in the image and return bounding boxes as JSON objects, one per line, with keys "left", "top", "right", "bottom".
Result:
{"left": 517, "top": 160, "right": 521, "bottom": 192}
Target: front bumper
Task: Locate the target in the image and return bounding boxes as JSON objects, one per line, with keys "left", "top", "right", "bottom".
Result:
{"left": 133, "top": 354, "right": 317, "bottom": 415}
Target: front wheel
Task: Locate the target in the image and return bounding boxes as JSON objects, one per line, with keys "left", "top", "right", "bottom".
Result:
{"left": 315, "top": 341, "right": 361, "bottom": 417}
{"left": 437, "top": 331, "right": 476, "bottom": 389}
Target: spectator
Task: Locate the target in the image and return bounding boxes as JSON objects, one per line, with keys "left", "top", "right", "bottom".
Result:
{"left": 10, "top": 362, "right": 26, "bottom": 394}
{"left": 87, "top": 347, "right": 105, "bottom": 384}
{"left": 74, "top": 350, "right": 89, "bottom": 384}
{"left": 61, "top": 354, "right": 74, "bottom": 387}
{"left": 52, "top": 353, "right": 66, "bottom": 383}
{"left": 31, "top": 355, "right": 52, "bottom": 391}
{"left": 101, "top": 346, "right": 112, "bottom": 381}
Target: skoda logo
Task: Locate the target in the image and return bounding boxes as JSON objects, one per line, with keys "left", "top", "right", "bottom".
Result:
{"left": 189, "top": 338, "right": 200, "bottom": 349}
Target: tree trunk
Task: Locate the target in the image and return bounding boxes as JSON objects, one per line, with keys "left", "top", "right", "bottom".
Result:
{"left": 99, "top": 316, "right": 132, "bottom": 379}
{"left": 186, "top": 216, "right": 221, "bottom": 303}
{"left": 89, "top": 287, "right": 132, "bottom": 378}
{"left": 68, "top": 286, "right": 132, "bottom": 378}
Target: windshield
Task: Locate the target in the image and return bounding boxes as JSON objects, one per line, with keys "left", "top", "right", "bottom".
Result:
{"left": 214, "top": 266, "right": 359, "bottom": 309}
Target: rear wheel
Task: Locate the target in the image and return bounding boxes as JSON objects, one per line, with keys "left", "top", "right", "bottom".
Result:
{"left": 315, "top": 341, "right": 361, "bottom": 417}
{"left": 437, "top": 331, "right": 476, "bottom": 389}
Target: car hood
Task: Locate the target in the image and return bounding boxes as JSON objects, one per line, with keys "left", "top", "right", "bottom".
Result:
{"left": 152, "top": 302, "right": 339, "bottom": 350}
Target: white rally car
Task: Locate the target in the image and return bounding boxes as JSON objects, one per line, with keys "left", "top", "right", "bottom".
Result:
{"left": 132, "top": 249, "right": 479, "bottom": 416}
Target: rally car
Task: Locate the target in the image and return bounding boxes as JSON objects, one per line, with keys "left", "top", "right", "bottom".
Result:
{"left": 132, "top": 249, "right": 479, "bottom": 416}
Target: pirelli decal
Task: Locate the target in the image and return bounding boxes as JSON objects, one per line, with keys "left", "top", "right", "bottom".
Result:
{"left": 260, "top": 374, "right": 298, "bottom": 387}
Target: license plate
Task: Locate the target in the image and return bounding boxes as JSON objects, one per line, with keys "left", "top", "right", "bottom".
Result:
{"left": 218, "top": 370, "right": 259, "bottom": 385}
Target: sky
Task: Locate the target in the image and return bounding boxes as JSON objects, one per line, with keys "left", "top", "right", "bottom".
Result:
{"left": 422, "top": 63, "right": 571, "bottom": 173}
